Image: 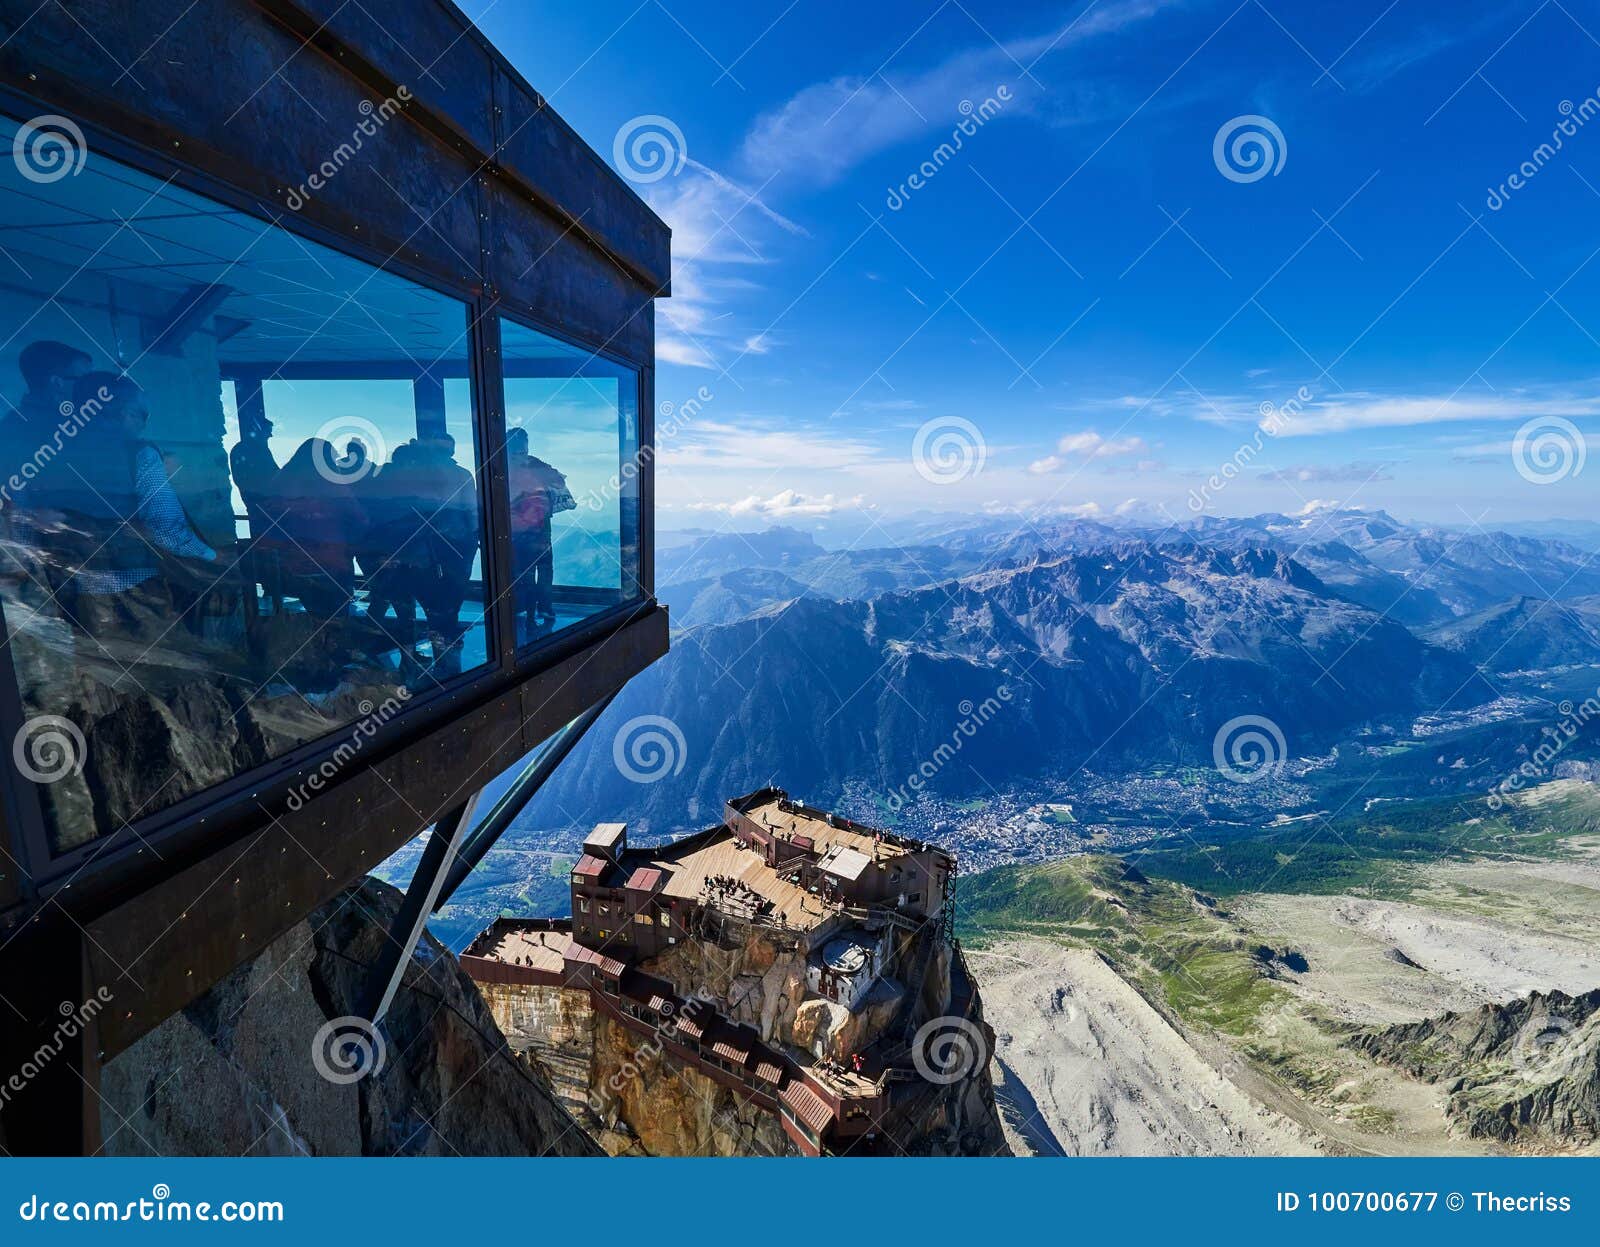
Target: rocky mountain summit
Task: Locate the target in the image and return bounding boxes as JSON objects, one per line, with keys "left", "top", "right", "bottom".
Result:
{"left": 1349, "top": 988, "right": 1600, "bottom": 1147}
{"left": 540, "top": 542, "right": 1494, "bottom": 828}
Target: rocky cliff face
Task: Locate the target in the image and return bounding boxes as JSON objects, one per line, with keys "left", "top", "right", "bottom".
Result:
{"left": 474, "top": 914, "right": 1009, "bottom": 1157}
{"left": 98, "top": 877, "right": 599, "bottom": 1156}
{"left": 1350, "top": 988, "right": 1600, "bottom": 1147}
{"left": 589, "top": 1014, "right": 794, "bottom": 1156}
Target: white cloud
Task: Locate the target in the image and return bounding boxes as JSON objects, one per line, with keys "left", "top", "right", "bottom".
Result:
{"left": 687, "top": 489, "right": 869, "bottom": 519}
{"left": 663, "top": 418, "right": 889, "bottom": 474}
{"left": 1058, "top": 430, "right": 1149, "bottom": 458}
{"left": 1259, "top": 461, "right": 1395, "bottom": 483}
{"left": 1267, "top": 392, "right": 1600, "bottom": 437}
{"left": 643, "top": 160, "right": 806, "bottom": 369}
{"left": 738, "top": 0, "right": 1174, "bottom": 186}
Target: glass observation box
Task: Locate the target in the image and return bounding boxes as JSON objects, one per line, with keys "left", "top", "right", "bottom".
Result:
{"left": 0, "top": 67, "right": 662, "bottom": 880}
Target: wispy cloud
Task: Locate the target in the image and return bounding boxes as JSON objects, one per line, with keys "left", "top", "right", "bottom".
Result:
{"left": 685, "top": 488, "right": 870, "bottom": 518}
{"left": 647, "top": 0, "right": 1175, "bottom": 368}
{"left": 643, "top": 160, "right": 807, "bottom": 368}
{"left": 1270, "top": 391, "right": 1600, "bottom": 437}
{"left": 663, "top": 418, "right": 888, "bottom": 472}
{"left": 739, "top": 0, "right": 1177, "bottom": 186}
{"left": 1259, "top": 461, "right": 1396, "bottom": 483}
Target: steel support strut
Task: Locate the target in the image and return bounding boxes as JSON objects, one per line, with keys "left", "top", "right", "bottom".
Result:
{"left": 361, "top": 793, "right": 481, "bottom": 1027}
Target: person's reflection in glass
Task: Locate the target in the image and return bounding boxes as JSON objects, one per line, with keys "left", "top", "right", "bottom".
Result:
{"left": 230, "top": 408, "right": 281, "bottom": 615}
{"left": 261, "top": 437, "right": 367, "bottom": 624}
{"left": 412, "top": 434, "right": 477, "bottom": 676}
{"left": 506, "top": 426, "right": 573, "bottom": 641}
{"left": 51, "top": 374, "right": 218, "bottom": 644}
{"left": 1, "top": 340, "right": 92, "bottom": 594}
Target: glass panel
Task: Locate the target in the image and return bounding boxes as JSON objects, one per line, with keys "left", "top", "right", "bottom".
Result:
{"left": 499, "top": 316, "right": 641, "bottom": 646}
{"left": 0, "top": 113, "right": 488, "bottom": 854}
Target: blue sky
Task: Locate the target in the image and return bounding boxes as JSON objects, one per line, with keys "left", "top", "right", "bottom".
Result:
{"left": 478, "top": 0, "right": 1600, "bottom": 528}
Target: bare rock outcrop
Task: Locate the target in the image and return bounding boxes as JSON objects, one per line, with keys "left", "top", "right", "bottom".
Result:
{"left": 1349, "top": 988, "right": 1600, "bottom": 1146}
{"left": 98, "top": 877, "right": 599, "bottom": 1156}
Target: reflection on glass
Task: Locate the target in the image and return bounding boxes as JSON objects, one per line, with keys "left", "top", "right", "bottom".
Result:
{"left": 499, "top": 317, "right": 640, "bottom": 646}
{"left": 0, "top": 113, "right": 487, "bottom": 853}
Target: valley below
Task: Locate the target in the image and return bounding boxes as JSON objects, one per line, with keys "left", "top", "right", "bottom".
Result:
{"left": 964, "top": 782, "right": 1600, "bottom": 1157}
{"left": 391, "top": 506, "right": 1600, "bottom": 1156}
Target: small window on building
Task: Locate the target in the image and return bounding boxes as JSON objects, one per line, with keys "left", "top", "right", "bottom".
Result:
{"left": 634, "top": 912, "right": 653, "bottom": 925}
{"left": 577, "top": 897, "right": 590, "bottom": 913}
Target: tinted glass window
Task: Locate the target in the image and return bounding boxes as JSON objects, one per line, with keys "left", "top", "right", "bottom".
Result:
{"left": 0, "top": 114, "right": 488, "bottom": 853}
{"left": 499, "top": 317, "right": 641, "bottom": 646}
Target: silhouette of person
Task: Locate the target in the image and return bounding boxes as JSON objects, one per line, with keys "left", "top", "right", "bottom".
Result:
{"left": 506, "top": 426, "right": 572, "bottom": 636}
{"left": 258, "top": 437, "right": 367, "bottom": 620}
{"left": 45, "top": 374, "right": 217, "bottom": 640}
{"left": 1, "top": 341, "right": 93, "bottom": 585}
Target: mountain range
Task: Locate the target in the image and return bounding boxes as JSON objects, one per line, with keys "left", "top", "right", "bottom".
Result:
{"left": 527, "top": 507, "right": 1589, "bottom": 831}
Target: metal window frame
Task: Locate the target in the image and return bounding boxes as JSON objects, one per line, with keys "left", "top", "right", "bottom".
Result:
{"left": 494, "top": 304, "right": 651, "bottom": 667}
{"left": 0, "top": 89, "right": 655, "bottom": 906}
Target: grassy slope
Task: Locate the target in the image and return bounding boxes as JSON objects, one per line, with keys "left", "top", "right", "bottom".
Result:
{"left": 958, "top": 855, "right": 1283, "bottom": 1036}
{"left": 955, "top": 782, "right": 1600, "bottom": 1139}
{"left": 1130, "top": 785, "right": 1600, "bottom": 899}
